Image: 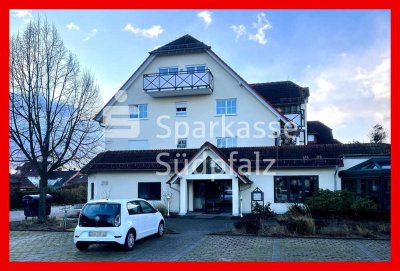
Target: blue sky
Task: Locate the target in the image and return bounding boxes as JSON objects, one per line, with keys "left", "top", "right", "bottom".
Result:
{"left": 10, "top": 10, "right": 390, "bottom": 143}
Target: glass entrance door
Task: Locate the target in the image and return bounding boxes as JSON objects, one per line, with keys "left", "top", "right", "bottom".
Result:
{"left": 193, "top": 180, "right": 232, "bottom": 213}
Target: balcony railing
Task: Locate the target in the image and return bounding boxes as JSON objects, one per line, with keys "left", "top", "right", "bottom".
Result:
{"left": 143, "top": 69, "right": 214, "bottom": 97}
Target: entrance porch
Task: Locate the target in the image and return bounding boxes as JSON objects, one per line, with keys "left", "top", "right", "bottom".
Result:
{"left": 179, "top": 175, "right": 241, "bottom": 216}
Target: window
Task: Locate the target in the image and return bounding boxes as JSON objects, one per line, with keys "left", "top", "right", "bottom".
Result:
{"left": 217, "top": 137, "right": 237, "bottom": 148}
{"left": 128, "top": 140, "right": 149, "bottom": 150}
{"left": 159, "top": 67, "right": 178, "bottom": 75}
{"left": 139, "top": 200, "right": 155, "bottom": 213}
{"left": 216, "top": 99, "right": 237, "bottom": 115}
{"left": 274, "top": 176, "right": 318, "bottom": 203}
{"left": 177, "top": 138, "right": 187, "bottom": 149}
{"left": 186, "top": 65, "right": 206, "bottom": 73}
{"left": 194, "top": 156, "right": 224, "bottom": 174}
{"left": 138, "top": 182, "right": 161, "bottom": 200}
{"left": 307, "top": 134, "right": 316, "bottom": 143}
{"left": 176, "top": 102, "right": 187, "bottom": 117}
{"left": 127, "top": 201, "right": 141, "bottom": 215}
{"left": 187, "top": 66, "right": 196, "bottom": 74}
{"left": 129, "top": 104, "right": 148, "bottom": 119}
{"left": 90, "top": 183, "right": 94, "bottom": 200}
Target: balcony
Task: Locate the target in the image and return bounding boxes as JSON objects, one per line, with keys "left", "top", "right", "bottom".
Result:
{"left": 143, "top": 69, "right": 214, "bottom": 98}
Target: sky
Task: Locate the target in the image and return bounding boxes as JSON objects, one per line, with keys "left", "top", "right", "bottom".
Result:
{"left": 10, "top": 9, "right": 390, "bottom": 143}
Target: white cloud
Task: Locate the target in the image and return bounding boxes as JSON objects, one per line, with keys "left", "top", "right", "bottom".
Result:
{"left": 66, "top": 22, "right": 80, "bottom": 31}
{"left": 197, "top": 11, "right": 212, "bottom": 29}
{"left": 248, "top": 12, "right": 272, "bottom": 45}
{"left": 305, "top": 50, "right": 390, "bottom": 142}
{"left": 122, "top": 24, "right": 164, "bottom": 39}
{"left": 12, "top": 10, "right": 32, "bottom": 23}
{"left": 231, "top": 25, "right": 247, "bottom": 42}
{"left": 82, "top": 28, "right": 97, "bottom": 42}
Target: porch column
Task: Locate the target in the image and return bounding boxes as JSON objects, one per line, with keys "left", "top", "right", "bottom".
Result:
{"left": 179, "top": 178, "right": 187, "bottom": 215}
{"left": 232, "top": 177, "right": 240, "bottom": 216}
{"left": 188, "top": 181, "right": 194, "bottom": 212}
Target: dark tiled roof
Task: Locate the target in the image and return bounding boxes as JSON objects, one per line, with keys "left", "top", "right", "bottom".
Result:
{"left": 150, "top": 34, "right": 211, "bottom": 55}
{"left": 307, "top": 121, "right": 338, "bottom": 144}
{"left": 250, "top": 81, "right": 310, "bottom": 105}
{"left": 9, "top": 175, "right": 36, "bottom": 190}
{"left": 81, "top": 142, "right": 390, "bottom": 174}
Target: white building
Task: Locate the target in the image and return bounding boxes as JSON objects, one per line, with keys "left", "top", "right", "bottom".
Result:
{"left": 82, "top": 35, "right": 390, "bottom": 215}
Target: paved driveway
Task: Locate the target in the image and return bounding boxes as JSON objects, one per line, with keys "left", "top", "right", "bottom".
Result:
{"left": 9, "top": 217, "right": 390, "bottom": 262}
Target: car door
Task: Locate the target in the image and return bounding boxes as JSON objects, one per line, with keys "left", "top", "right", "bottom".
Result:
{"left": 126, "top": 201, "right": 146, "bottom": 239}
{"left": 138, "top": 200, "right": 158, "bottom": 236}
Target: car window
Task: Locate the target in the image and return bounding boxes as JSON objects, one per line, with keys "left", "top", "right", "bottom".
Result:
{"left": 127, "top": 201, "right": 141, "bottom": 215}
{"left": 139, "top": 201, "right": 155, "bottom": 214}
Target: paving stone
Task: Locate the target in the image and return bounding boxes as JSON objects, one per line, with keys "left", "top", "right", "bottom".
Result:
{"left": 9, "top": 217, "right": 390, "bottom": 262}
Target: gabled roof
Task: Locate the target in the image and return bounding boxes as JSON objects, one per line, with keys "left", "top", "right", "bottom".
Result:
{"left": 166, "top": 142, "right": 252, "bottom": 184}
{"left": 10, "top": 175, "right": 36, "bottom": 190}
{"left": 307, "top": 121, "right": 338, "bottom": 144}
{"left": 250, "top": 81, "right": 310, "bottom": 105}
{"left": 94, "top": 34, "right": 291, "bottom": 125}
{"left": 150, "top": 34, "right": 211, "bottom": 55}
{"left": 81, "top": 143, "right": 390, "bottom": 175}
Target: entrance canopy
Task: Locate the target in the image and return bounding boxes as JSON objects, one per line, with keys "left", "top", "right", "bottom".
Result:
{"left": 167, "top": 142, "right": 252, "bottom": 184}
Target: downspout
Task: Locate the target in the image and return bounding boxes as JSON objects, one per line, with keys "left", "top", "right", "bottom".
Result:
{"left": 169, "top": 179, "right": 181, "bottom": 213}
{"left": 334, "top": 165, "right": 339, "bottom": 191}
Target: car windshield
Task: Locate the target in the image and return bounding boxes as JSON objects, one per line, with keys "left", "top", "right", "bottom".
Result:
{"left": 79, "top": 203, "right": 121, "bottom": 227}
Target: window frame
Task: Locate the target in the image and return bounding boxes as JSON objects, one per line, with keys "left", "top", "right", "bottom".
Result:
{"left": 177, "top": 138, "right": 187, "bottom": 149}
{"left": 138, "top": 182, "right": 162, "bottom": 200}
{"left": 216, "top": 98, "right": 237, "bottom": 115}
{"left": 307, "top": 134, "right": 316, "bottom": 143}
{"left": 186, "top": 64, "right": 207, "bottom": 74}
{"left": 175, "top": 101, "right": 187, "bottom": 117}
{"left": 159, "top": 66, "right": 179, "bottom": 75}
{"left": 216, "top": 137, "right": 238, "bottom": 148}
{"left": 274, "top": 176, "right": 319, "bottom": 203}
{"left": 129, "top": 104, "right": 148, "bottom": 119}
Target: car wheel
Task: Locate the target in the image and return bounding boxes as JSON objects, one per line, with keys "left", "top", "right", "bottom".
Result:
{"left": 123, "top": 230, "right": 135, "bottom": 251}
{"left": 76, "top": 242, "right": 89, "bottom": 251}
{"left": 157, "top": 222, "right": 164, "bottom": 237}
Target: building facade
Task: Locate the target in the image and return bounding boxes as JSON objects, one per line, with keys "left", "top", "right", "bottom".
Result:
{"left": 83, "top": 35, "right": 390, "bottom": 215}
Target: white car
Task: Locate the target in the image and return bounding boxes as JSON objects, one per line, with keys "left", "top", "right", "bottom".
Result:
{"left": 74, "top": 198, "right": 165, "bottom": 251}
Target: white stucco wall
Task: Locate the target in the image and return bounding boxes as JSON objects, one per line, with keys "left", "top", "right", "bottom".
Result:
{"left": 87, "top": 157, "right": 372, "bottom": 215}
{"left": 88, "top": 172, "right": 180, "bottom": 213}
{"left": 103, "top": 52, "right": 282, "bottom": 150}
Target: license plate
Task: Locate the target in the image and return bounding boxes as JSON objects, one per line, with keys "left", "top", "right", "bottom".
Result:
{"left": 89, "top": 231, "right": 107, "bottom": 237}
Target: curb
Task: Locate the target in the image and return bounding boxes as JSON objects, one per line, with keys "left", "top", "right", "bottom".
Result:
{"left": 208, "top": 232, "right": 390, "bottom": 241}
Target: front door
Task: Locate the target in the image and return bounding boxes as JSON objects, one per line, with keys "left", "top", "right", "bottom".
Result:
{"left": 193, "top": 180, "right": 232, "bottom": 213}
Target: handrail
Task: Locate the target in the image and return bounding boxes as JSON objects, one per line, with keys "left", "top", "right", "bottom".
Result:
{"left": 143, "top": 69, "right": 214, "bottom": 92}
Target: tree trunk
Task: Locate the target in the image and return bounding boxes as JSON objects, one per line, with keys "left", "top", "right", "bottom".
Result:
{"left": 38, "top": 173, "right": 48, "bottom": 222}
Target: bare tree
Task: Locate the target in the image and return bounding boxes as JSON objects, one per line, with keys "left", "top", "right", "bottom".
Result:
{"left": 9, "top": 17, "right": 102, "bottom": 221}
{"left": 368, "top": 123, "right": 387, "bottom": 143}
